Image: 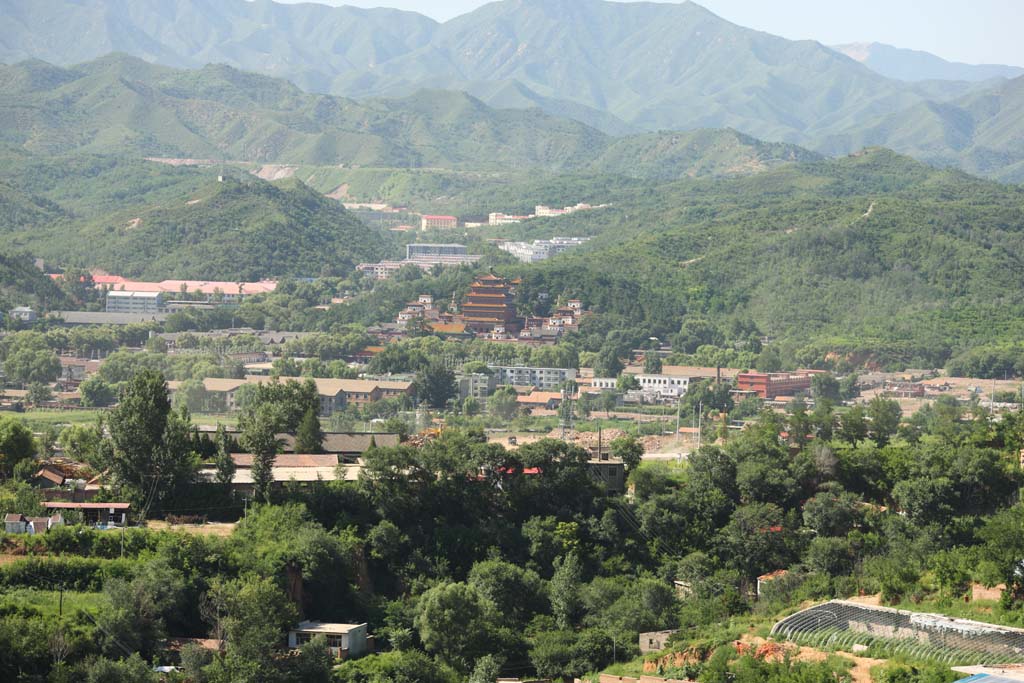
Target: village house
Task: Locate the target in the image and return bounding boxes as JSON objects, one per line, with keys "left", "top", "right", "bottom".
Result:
{"left": 42, "top": 502, "right": 129, "bottom": 527}
{"left": 4, "top": 513, "right": 64, "bottom": 535}
{"left": 288, "top": 621, "right": 371, "bottom": 660}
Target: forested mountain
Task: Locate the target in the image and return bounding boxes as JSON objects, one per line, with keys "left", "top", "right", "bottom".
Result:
{"left": 503, "top": 149, "right": 1024, "bottom": 367}
{"left": 3, "top": 0, "right": 1024, "bottom": 179}
{"left": 832, "top": 42, "right": 1024, "bottom": 83}
{"left": 822, "top": 75, "right": 1024, "bottom": 182}
{"left": 0, "top": 55, "right": 816, "bottom": 177}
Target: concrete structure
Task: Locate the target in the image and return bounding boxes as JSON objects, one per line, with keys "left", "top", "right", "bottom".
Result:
{"left": 420, "top": 215, "right": 458, "bottom": 230}
{"left": 106, "top": 290, "right": 164, "bottom": 314}
{"left": 288, "top": 621, "right": 369, "bottom": 660}
{"left": 489, "top": 365, "right": 577, "bottom": 391}
{"left": 639, "top": 630, "right": 677, "bottom": 654}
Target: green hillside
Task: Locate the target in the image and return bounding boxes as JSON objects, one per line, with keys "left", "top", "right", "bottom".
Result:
{"left": 0, "top": 56, "right": 608, "bottom": 171}
{"left": 16, "top": 175, "right": 394, "bottom": 281}
{"left": 497, "top": 149, "right": 1024, "bottom": 367}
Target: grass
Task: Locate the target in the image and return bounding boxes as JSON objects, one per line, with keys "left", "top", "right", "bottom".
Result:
{"left": 18, "top": 409, "right": 105, "bottom": 429}
{"left": 0, "top": 587, "right": 108, "bottom": 617}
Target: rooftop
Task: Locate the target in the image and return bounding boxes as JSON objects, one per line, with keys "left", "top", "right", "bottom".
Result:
{"left": 291, "top": 621, "right": 367, "bottom": 635}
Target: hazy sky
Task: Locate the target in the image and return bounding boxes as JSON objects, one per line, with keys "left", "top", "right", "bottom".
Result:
{"left": 272, "top": 0, "right": 1024, "bottom": 67}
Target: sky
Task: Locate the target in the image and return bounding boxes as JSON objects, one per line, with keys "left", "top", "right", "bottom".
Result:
{"left": 271, "top": 0, "right": 1024, "bottom": 67}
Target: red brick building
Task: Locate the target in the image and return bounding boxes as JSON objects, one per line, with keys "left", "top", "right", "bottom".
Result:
{"left": 736, "top": 371, "right": 817, "bottom": 399}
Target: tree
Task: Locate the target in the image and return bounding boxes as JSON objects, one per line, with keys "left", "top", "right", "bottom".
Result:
{"left": 206, "top": 575, "right": 298, "bottom": 676}
{"left": 594, "top": 344, "right": 624, "bottom": 378}
{"left": 295, "top": 406, "right": 324, "bottom": 454}
{"left": 616, "top": 374, "right": 640, "bottom": 392}
{"left": 838, "top": 405, "right": 869, "bottom": 445}
{"left": 550, "top": 552, "right": 584, "bottom": 629}
{"left": 414, "top": 582, "right": 497, "bottom": 672}
{"left": 468, "top": 559, "right": 547, "bottom": 630}
{"left": 58, "top": 423, "right": 104, "bottom": 468}
{"left": 867, "top": 397, "right": 902, "bottom": 446}
{"left": 99, "top": 556, "right": 187, "bottom": 659}
{"left": 0, "top": 416, "right": 36, "bottom": 477}
{"left": 488, "top": 386, "right": 520, "bottom": 421}
{"left": 643, "top": 354, "right": 663, "bottom": 374}
{"left": 802, "top": 484, "right": 863, "bottom": 536}
{"left": 3, "top": 347, "right": 60, "bottom": 386}
{"left": 239, "top": 405, "right": 281, "bottom": 503}
{"left": 610, "top": 434, "right": 643, "bottom": 473}
{"left": 213, "top": 424, "right": 236, "bottom": 486}
{"left": 79, "top": 376, "right": 116, "bottom": 408}
{"left": 106, "top": 369, "right": 197, "bottom": 517}
{"left": 25, "top": 382, "right": 53, "bottom": 407}
{"left": 414, "top": 362, "right": 457, "bottom": 410}
{"left": 786, "top": 398, "right": 811, "bottom": 450}
{"left": 811, "top": 374, "right": 841, "bottom": 402}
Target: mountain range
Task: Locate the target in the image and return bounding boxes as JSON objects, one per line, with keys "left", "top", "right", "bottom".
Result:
{"left": 1, "top": 0, "right": 1023, "bottom": 181}
{"left": 0, "top": 54, "right": 816, "bottom": 177}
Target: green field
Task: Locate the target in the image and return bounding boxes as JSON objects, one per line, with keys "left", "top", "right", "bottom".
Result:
{"left": 0, "top": 587, "right": 108, "bottom": 617}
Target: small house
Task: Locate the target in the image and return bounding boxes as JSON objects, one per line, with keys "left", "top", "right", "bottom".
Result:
{"left": 288, "top": 621, "right": 370, "bottom": 660}
{"left": 5, "top": 513, "right": 64, "bottom": 534}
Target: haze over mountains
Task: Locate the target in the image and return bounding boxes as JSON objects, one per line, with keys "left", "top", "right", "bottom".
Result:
{"left": 831, "top": 42, "right": 1024, "bottom": 83}
{"left": 2, "top": 0, "right": 1023, "bottom": 181}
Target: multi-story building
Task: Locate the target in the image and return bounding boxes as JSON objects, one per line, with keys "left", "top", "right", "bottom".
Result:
{"left": 106, "top": 290, "right": 164, "bottom": 314}
{"left": 489, "top": 366, "right": 577, "bottom": 391}
{"left": 406, "top": 243, "right": 468, "bottom": 259}
{"left": 460, "top": 274, "right": 522, "bottom": 334}
{"left": 458, "top": 373, "right": 497, "bottom": 401}
{"left": 488, "top": 213, "right": 529, "bottom": 225}
{"left": 420, "top": 215, "right": 458, "bottom": 230}
{"left": 736, "top": 372, "right": 817, "bottom": 399}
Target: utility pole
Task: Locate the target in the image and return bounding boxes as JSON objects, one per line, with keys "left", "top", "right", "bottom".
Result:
{"left": 696, "top": 400, "right": 703, "bottom": 452}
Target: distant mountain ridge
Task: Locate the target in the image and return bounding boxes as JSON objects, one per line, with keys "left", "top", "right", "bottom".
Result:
{"left": 832, "top": 42, "right": 1024, "bottom": 83}
{"left": 2, "top": 0, "right": 1024, "bottom": 179}
{"left": 0, "top": 55, "right": 818, "bottom": 178}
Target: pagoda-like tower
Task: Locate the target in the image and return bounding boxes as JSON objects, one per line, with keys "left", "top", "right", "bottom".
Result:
{"left": 460, "top": 274, "right": 522, "bottom": 334}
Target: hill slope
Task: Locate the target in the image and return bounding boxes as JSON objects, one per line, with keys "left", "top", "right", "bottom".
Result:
{"left": 822, "top": 75, "right": 1024, "bottom": 182}
{"left": 507, "top": 149, "right": 1024, "bottom": 365}
{"left": 0, "top": 55, "right": 608, "bottom": 171}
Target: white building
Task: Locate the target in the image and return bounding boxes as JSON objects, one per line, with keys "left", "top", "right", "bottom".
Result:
{"left": 288, "top": 621, "right": 369, "bottom": 660}
{"left": 592, "top": 374, "right": 689, "bottom": 401}
{"left": 489, "top": 366, "right": 577, "bottom": 390}
{"left": 106, "top": 290, "right": 165, "bottom": 314}
{"left": 8, "top": 306, "right": 37, "bottom": 322}
{"left": 499, "top": 237, "right": 591, "bottom": 263}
